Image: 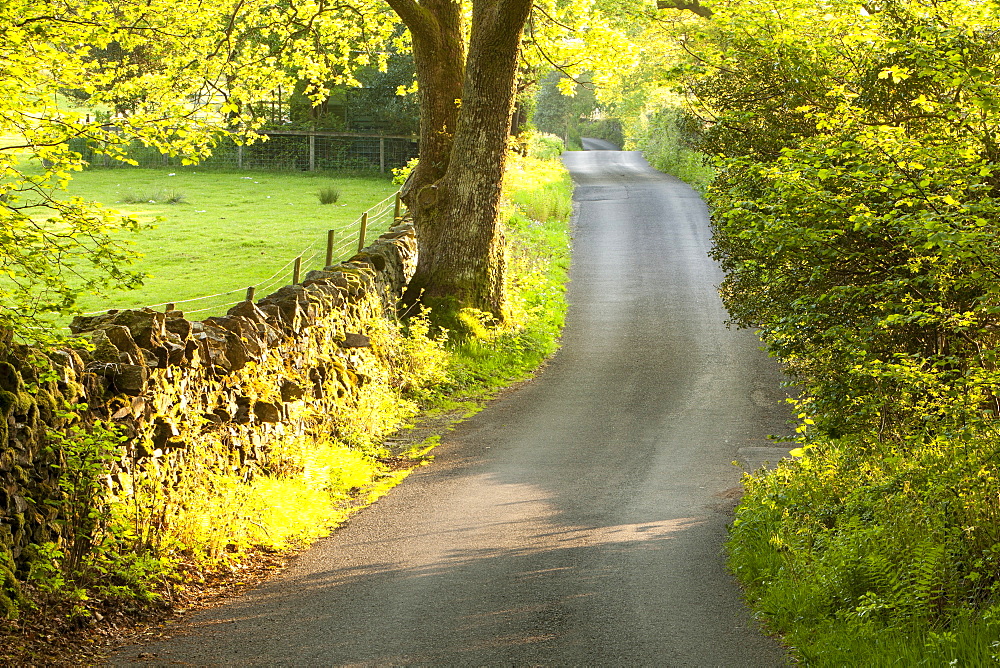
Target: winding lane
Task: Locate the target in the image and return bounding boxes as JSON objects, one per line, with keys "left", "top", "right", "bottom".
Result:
{"left": 111, "top": 140, "right": 791, "bottom": 666}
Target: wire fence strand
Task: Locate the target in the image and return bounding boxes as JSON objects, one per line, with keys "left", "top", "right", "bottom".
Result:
{"left": 84, "top": 191, "right": 406, "bottom": 318}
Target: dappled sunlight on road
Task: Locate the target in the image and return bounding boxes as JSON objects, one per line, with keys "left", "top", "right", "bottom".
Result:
{"left": 144, "top": 479, "right": 710, "bottom": 665}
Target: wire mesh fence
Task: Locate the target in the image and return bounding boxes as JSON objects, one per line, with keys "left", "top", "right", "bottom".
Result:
{"left": 85, "top": 191, "right": 407, "bottom": 319}
{"left": 69, "top": 131, "right": 419, "bottom": 173}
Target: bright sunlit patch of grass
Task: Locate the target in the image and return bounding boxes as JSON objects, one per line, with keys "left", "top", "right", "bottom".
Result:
{"left": 63, "top": 169, "right": 397, "bottom": 313}
{"left": 248, "top": 440, "right": 388, "bottom": 550}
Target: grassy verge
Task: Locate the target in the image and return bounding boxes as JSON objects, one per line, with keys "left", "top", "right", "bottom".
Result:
{"left": 61, "top": 169, "right": 398, "bottom": 316}
{"left": 615, "top": 101, "right": 715, "bottom": 192}
{"left": 729, "top": 431, "right": 1000, "bottom": 665}
{"left": 1, "top": 150, "right": 575, "bottom": 665}
{"left": 444, "top": 153, "right": 572, "bottom": 394}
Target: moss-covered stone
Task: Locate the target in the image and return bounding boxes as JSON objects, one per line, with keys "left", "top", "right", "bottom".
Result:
{"left": 90, "top": 328, "right": 123, "bottom": 363}
{"left": 34, "top": 388, "right": 57, "bottom": 422}
{"left": 11, "top": 466, "right": 28, "bottom": 486}
{"left": 0, "top": 446, "right": 13, "bottom": 472}
{"left": 0, "top": 390, "right": 16, "bottom": 417}
{"left": 0, "top": 361, "right": 22, "bottom": 394}
{"left": 11, "top": 391, "right": 34, "bottom": 415}
{"left": 0, "top": 544, "right": 26, "bottom": 619}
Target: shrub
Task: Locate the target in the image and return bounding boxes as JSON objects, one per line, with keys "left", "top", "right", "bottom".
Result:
{"left": 524, "top": 131, "right": 565, "bottom": 161}
{"left": 632, "top": 105, "right": 714, "bottom": 191}
{"left": 119, "top": 189, "right": 186, "bottom": 204}
{"left": 317, "top": 185, "right": 341, "bottom": 204}
{"left": 391, "top": 157, "right": 418, "bottom": 186}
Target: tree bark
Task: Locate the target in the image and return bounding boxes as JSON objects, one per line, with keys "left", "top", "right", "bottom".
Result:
{"left": 386, "top": 0, "right": 464, "bottom": 195}
{"left": 389, "top": 0, "right": 534, "bottom": 321}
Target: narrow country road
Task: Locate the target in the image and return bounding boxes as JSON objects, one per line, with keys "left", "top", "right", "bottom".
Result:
{"left": 111, "top": 140, "right": 792, "bottom": 666}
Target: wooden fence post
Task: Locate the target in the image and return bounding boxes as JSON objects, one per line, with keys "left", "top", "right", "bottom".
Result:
{"left": 357, "top": 212, "right": 368, "bottom": 253}
{"left": 293, "top": 257, "right": 302, "bottom": 284}
{"left": 325, "top": 229, "right": 335, "bottom": 268}
{"left": 393, "top": 192, "right": 402, "bottom": 222}
{"left": 245, "top": 286, "right": 256, "bottom": 302}
{"left": 379, "top": 137, "right": 386, "bottom": 173}
{"left": 309, "top": 133, "right": 316, "bottom": 172}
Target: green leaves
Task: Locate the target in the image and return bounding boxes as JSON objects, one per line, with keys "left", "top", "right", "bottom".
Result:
{"left": 696, "top": 1, "right": 1000, "bottom": 440}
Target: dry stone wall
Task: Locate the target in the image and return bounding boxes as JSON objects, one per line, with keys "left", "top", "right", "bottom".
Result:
{"left": 0, "top": 224, "right": 417, "bottom": 576}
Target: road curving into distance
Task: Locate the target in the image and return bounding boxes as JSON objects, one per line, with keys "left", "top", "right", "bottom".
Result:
{"left": 110, "top": 138, "right": 792, "bottom": 666}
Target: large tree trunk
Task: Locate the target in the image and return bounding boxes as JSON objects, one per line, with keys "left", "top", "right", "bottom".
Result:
{"left": 394, "top": 0, "right": 464, "bottom": 193}
{"left": 389, "top": 0, "right": 533, "bottom": 321}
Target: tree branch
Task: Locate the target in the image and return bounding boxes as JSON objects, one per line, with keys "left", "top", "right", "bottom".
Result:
{"left": 656, "top": 0, "right": 713, "bottom": 18}
{"left": 527, "top": 15, "right": 593, "bottom": 90}
{"left": 384, "top": 0, "right": 435, "bottom": 41}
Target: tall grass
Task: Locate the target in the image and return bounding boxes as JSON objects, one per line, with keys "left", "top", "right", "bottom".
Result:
{"left": 511, "top": 182, "right": 572, "bottom": 224}
{"left": 118, "top": 189, "right": 187, "bottom": 205}
{"left": 317, "top": 185, "right": 341, "bottom": 204}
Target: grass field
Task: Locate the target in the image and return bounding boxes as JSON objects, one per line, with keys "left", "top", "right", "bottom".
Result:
{"left": 64, "top": 169, "right": 399, "bottom": 317}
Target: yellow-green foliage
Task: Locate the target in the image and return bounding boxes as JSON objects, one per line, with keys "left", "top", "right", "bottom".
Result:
{"left": 0, "top": 545, "right": 26, "bottom": 620}
{"left": 248, "top": 440, "right": 412, "bottom": 551}
{"left": 505, "top": 153, "right": 573, "bottom": 223}
{"left": 334, "top": 310, "right": 448, "bottom": 452}
{"left": 729, "top": 430, "right": 1000, "bottom": 664}
{"left": 106, "top": 303, "right": 451, "bottom": 570}
{"left": 521, "top": 130, "right": 566, "bottom": 162}
{"left": 250, "top": 478, "right": 340, "bottom": 549}
{"left": 395, "top": 313, "right": 451, "bottom": 392}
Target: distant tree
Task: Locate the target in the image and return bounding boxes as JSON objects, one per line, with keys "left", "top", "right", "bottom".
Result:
{"left": 533, "top": 71, "right": 598, "bottom": 144}
{"left": 347, "top": 52, "right": 421, "bottom": 135}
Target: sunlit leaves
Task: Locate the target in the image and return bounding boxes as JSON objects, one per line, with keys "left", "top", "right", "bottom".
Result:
{"left": 522, "top": 0, "right": 644, "bottom": 96}
{"left": 700, "top": 0, "right": 1000, "bottom": 439}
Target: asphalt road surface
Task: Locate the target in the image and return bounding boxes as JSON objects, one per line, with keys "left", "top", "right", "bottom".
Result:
{"left": 111, "top": 139, "right": 792, "bottom": 666}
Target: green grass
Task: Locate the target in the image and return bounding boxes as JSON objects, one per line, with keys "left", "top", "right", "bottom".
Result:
{"left": 511, "top": 180, "right": 573, "bottom": 224}
{"left": 64, "top": 169, "right": 397, "bottom": 316}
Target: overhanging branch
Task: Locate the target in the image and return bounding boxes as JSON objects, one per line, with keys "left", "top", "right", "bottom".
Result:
{"left": 656, "top": 0, "right": 713, "bottom": 18}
